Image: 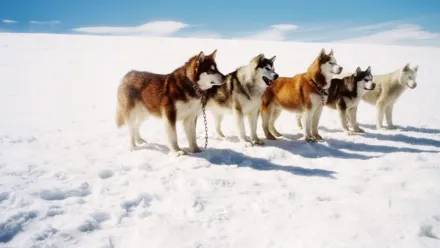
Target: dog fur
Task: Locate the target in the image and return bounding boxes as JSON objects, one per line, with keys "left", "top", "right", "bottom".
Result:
{"left": 260, "top": 48, "right": 343, "bottom": 142}
{"left": 359, "top": 63, "right": 419, "bottom": 130}
{"left": 205, "top": 54, "right": 278, "bottom": 147}
{"left": 115, "top": 50, "right": 225, "bottom": 156}
{"left": 297, "top": 66, "right": 375, "bottom": 135}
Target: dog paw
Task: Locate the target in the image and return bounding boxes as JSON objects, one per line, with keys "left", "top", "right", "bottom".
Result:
{"left": 252, "top": 139, "right": 264, "bottom": 145}
{"left": 353, "top": 127, "right": 365, "bottom": 133}
{"left": 217, "top": 132, "right": 226, "bottom": 138}
{"left": 241, "top": 140, "right": 254, "bottom": 147}
{"left": 171, "top": 150, "right": 187, "bottom": 157}
{"left": 265, "top": 133, "right": 276, "bottom": 140}
{"left": 305, "top": 136, "right": 317, "bottom": 142}
{"left": 136, "top": 138, "right": 147, "bottom": 144}
{"left": 313, "top": 134, "right": 323, "bottom": 141}
{"left": 271, "top": 130, "right": 282, "bottom": 137}
{"left": 387, "top": 125, "right": 398, "bottom": 130}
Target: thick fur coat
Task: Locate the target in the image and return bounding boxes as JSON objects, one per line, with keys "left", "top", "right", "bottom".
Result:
{"left": 116, "top": 50, "right": 225, "bottom": 156}
{"left": 260, "top": 48, "right": 343, "bottom": 142}
{"left": 360, "top": 63, "right": 418, "bottom": 130}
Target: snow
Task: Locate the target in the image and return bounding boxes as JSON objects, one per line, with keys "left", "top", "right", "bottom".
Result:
{"left": 0, "top": 32, "right": 440, "bottom": 248}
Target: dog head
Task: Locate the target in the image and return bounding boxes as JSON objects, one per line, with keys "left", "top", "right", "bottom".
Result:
{"left": 353, "top": 66, "right": 375, "bottom": 92}
{"left": 400, "top": 63, "right": 418, "bottom": 89}
{"left": 314, "top": 48, "right": 343, "bottom": 89}
{"left": 190, "top": 49, "right": 226, "bottom": 90}
{"left": 250, "top": 54, "right": 279, "bottom": 87}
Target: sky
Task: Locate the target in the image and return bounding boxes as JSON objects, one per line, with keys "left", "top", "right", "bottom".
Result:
{"left": 1, "top": 0, "right": 440, "bottom": 47}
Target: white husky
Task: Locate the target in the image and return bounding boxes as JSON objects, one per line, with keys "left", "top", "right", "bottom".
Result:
{"left": 359, "top": 63, "right": 418, "bottom": 130}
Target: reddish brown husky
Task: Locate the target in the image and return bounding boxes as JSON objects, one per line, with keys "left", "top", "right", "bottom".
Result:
{"left": 260, "top": 48, "right": 343, "bottom": 142}
{"left": 116, "top": 50, "right": 225, "bottom": 156}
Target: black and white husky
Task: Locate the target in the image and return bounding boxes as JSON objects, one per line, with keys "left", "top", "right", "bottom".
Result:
{"left": 297, "top": 66, "right": 375, "bottom": 134}
{"left": 205, "top": 54, "right": 278, "bottom": 147}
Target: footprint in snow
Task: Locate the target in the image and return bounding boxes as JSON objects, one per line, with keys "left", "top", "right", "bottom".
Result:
{"left": 419, "top": 224, "right": 439, "bottom": 240}
{"left": 98, "top": 169, "right": 114, "bottom": 179}
{"left": 39, "top": 183, "right": 90, "bottom": 201}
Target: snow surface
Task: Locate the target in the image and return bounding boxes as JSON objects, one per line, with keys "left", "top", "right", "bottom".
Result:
{"left": 1, "top": 33, "right": 440, "bottom": 248}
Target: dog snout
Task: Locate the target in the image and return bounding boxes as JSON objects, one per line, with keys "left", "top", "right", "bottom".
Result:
{"left": 338, "top": 66, "right": 343, "bottom": 73}
{"left": 273, "top": 73, "right": 279, "bottom": 80}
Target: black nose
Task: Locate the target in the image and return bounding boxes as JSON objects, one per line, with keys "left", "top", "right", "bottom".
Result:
{"left": 273, "top": 73, "right": 279, "bottom": 80}
{"left": 372, "top": 83, "right": 376, "bottom": 89}
{"left": 339, "top": 67, "right": 343, "bottom": 72}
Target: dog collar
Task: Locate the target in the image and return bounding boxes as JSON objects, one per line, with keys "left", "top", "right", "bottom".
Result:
{"left": 313, "top": 82, "right": 328, "bottom": 96}
{"left": 312, "top": 81, "right": 328, "bottom": 105}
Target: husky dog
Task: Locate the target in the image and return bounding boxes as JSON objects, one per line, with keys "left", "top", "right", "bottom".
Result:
{"left": 360, "top": 63, "right": 418, "bottom": 130}
{"left": 260, "top": 48, "right": 343, "bottom": 142}
{"left": 205, "top": 54, "right": 278, "bottom": 147}
{"left": 115, "top": 50, "right": 226, "bottom": 156}
{"left": 297, "top": 66, "right": 375, "bottom": 134}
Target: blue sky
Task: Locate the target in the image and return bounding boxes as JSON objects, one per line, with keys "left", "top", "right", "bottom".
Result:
{"left": 1, "top": 0, "right": 440, "bottom": 46}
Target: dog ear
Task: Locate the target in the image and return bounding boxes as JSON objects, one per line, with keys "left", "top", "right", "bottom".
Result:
{"left": 366, "top": 66, "right": 371, "bottom": 74}
{"left": 197, "top": 51, "right": 205, "bottom": 64}
{"left": 354, "top": 67, "right": 361, "bottom": 76}
{"left": 329, "top": 49, "right": 334, "bottom": 56}
{"left": 319, "top": 48, "right": 326, "bottom": 59}
{"left": 413, "top": 65, "right": 418, "bottom": 72}
{"left": 251, "top": 53, "right": 264, "bottom": 68}
{"left": 403, "top": 63, "right": 410, "bottom": 71}
{"left": 209, "top": 49, "right": 217, "bottom": 59}
{"left": 270, "top": 55, "right": 276, "bottom": 64}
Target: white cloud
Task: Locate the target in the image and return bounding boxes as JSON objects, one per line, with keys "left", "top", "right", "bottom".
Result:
{"left": 270, "top": 24, "right": 298, "bottom": 31}
{"left": 72, "top": 21, "right": 189, "bottom": 36}
{"left": 30, "top": 20, "right": 61, "bottom": 25}
{"left": 180, "top": 31, "right": 222, "bottom": 39}
{"left": 334, "top": 24, "right": 440, "bottom": 46}
{"left": 239, "top": 23, "right": 299, "bottom": 41}
{"left": 2, "top": 19, "right": 17, "bottom": 24}
{"left": 347, "top": 21, "right": 402, "bottom": 31}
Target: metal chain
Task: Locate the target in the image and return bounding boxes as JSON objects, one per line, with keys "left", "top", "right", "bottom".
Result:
{"left": 192, "top": 84, "right": 209, "bottom": 149}
{"left": 313, "top": 82, "right": 327, "bottom": 105}
{"left": 201, "top": 94, "right": 208, "bottom": 149}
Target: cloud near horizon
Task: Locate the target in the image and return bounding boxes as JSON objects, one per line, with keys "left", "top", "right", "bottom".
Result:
{"left": 30, "top": 20, "right": 61, "bottom": 25}
{"left": 2, "top": 19, "right": 17, "bottom": 24}
{"left": 69, "top": 20, "right": 440, "bottom": 47}
{"left": 333, "top": 23, "right": 440, "bottom": 46}
{"left": 72, "top": 21, "right": 190, "bottom": 36}
{"left": 238, "top": 23, "right": 299, "bottom": 41}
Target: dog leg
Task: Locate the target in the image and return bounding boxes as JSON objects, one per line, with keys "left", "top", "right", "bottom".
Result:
{"left": 303, "top": 110, "right": 315, "bottom": 142}
{"left": 134, "top": 118, "right": 146, "bottom": 145}
{"left": 248, "top": 109, "right": 263, "bottom": 145}
{"left": 376, "top": 100, "right": 387, "bottom": 130}
{"left": 128, "top": 116, "right": 137, "bottom": 151}
{"left": 164, "top": 113, "right": 186, "bottom": 157}
{"left": 269, "top": 108, "right": 282, "bottom": 137}
{"left": 338, "top": 107, "right": 352, "bottom": 135}
{"left": 348, "top": 106, "right": 364, "bottom": 133}
{"left": 183, "top": 115, "right": 201, "bottom": 153}
{"left": 385, "top": 104, "right": 398, "bottom": 129}
{"left": 261, "top": 106, "right": 276, "bottom": 140}
{"left": 296, "top": 114, "right": 303, "bottom": 130}
{"left": 234, "top": 108, "right": 252, "bottom": 147}
{"left": 213, "top": 113, "right": 225, "bottom": 138}
{"left": 312, "top": 106, "right": 324, "bottom": 140}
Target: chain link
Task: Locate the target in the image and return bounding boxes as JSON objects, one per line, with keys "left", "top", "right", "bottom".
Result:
{"left": 193, "top": 84, "right": 209, "bottom": 149}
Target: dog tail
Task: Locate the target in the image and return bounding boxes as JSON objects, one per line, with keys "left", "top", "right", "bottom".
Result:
{"left": 115, "top": 104, "right": 126, "bottom": 128}
{"left": 115, "top": 81, "right": 132, "bottom": 128}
